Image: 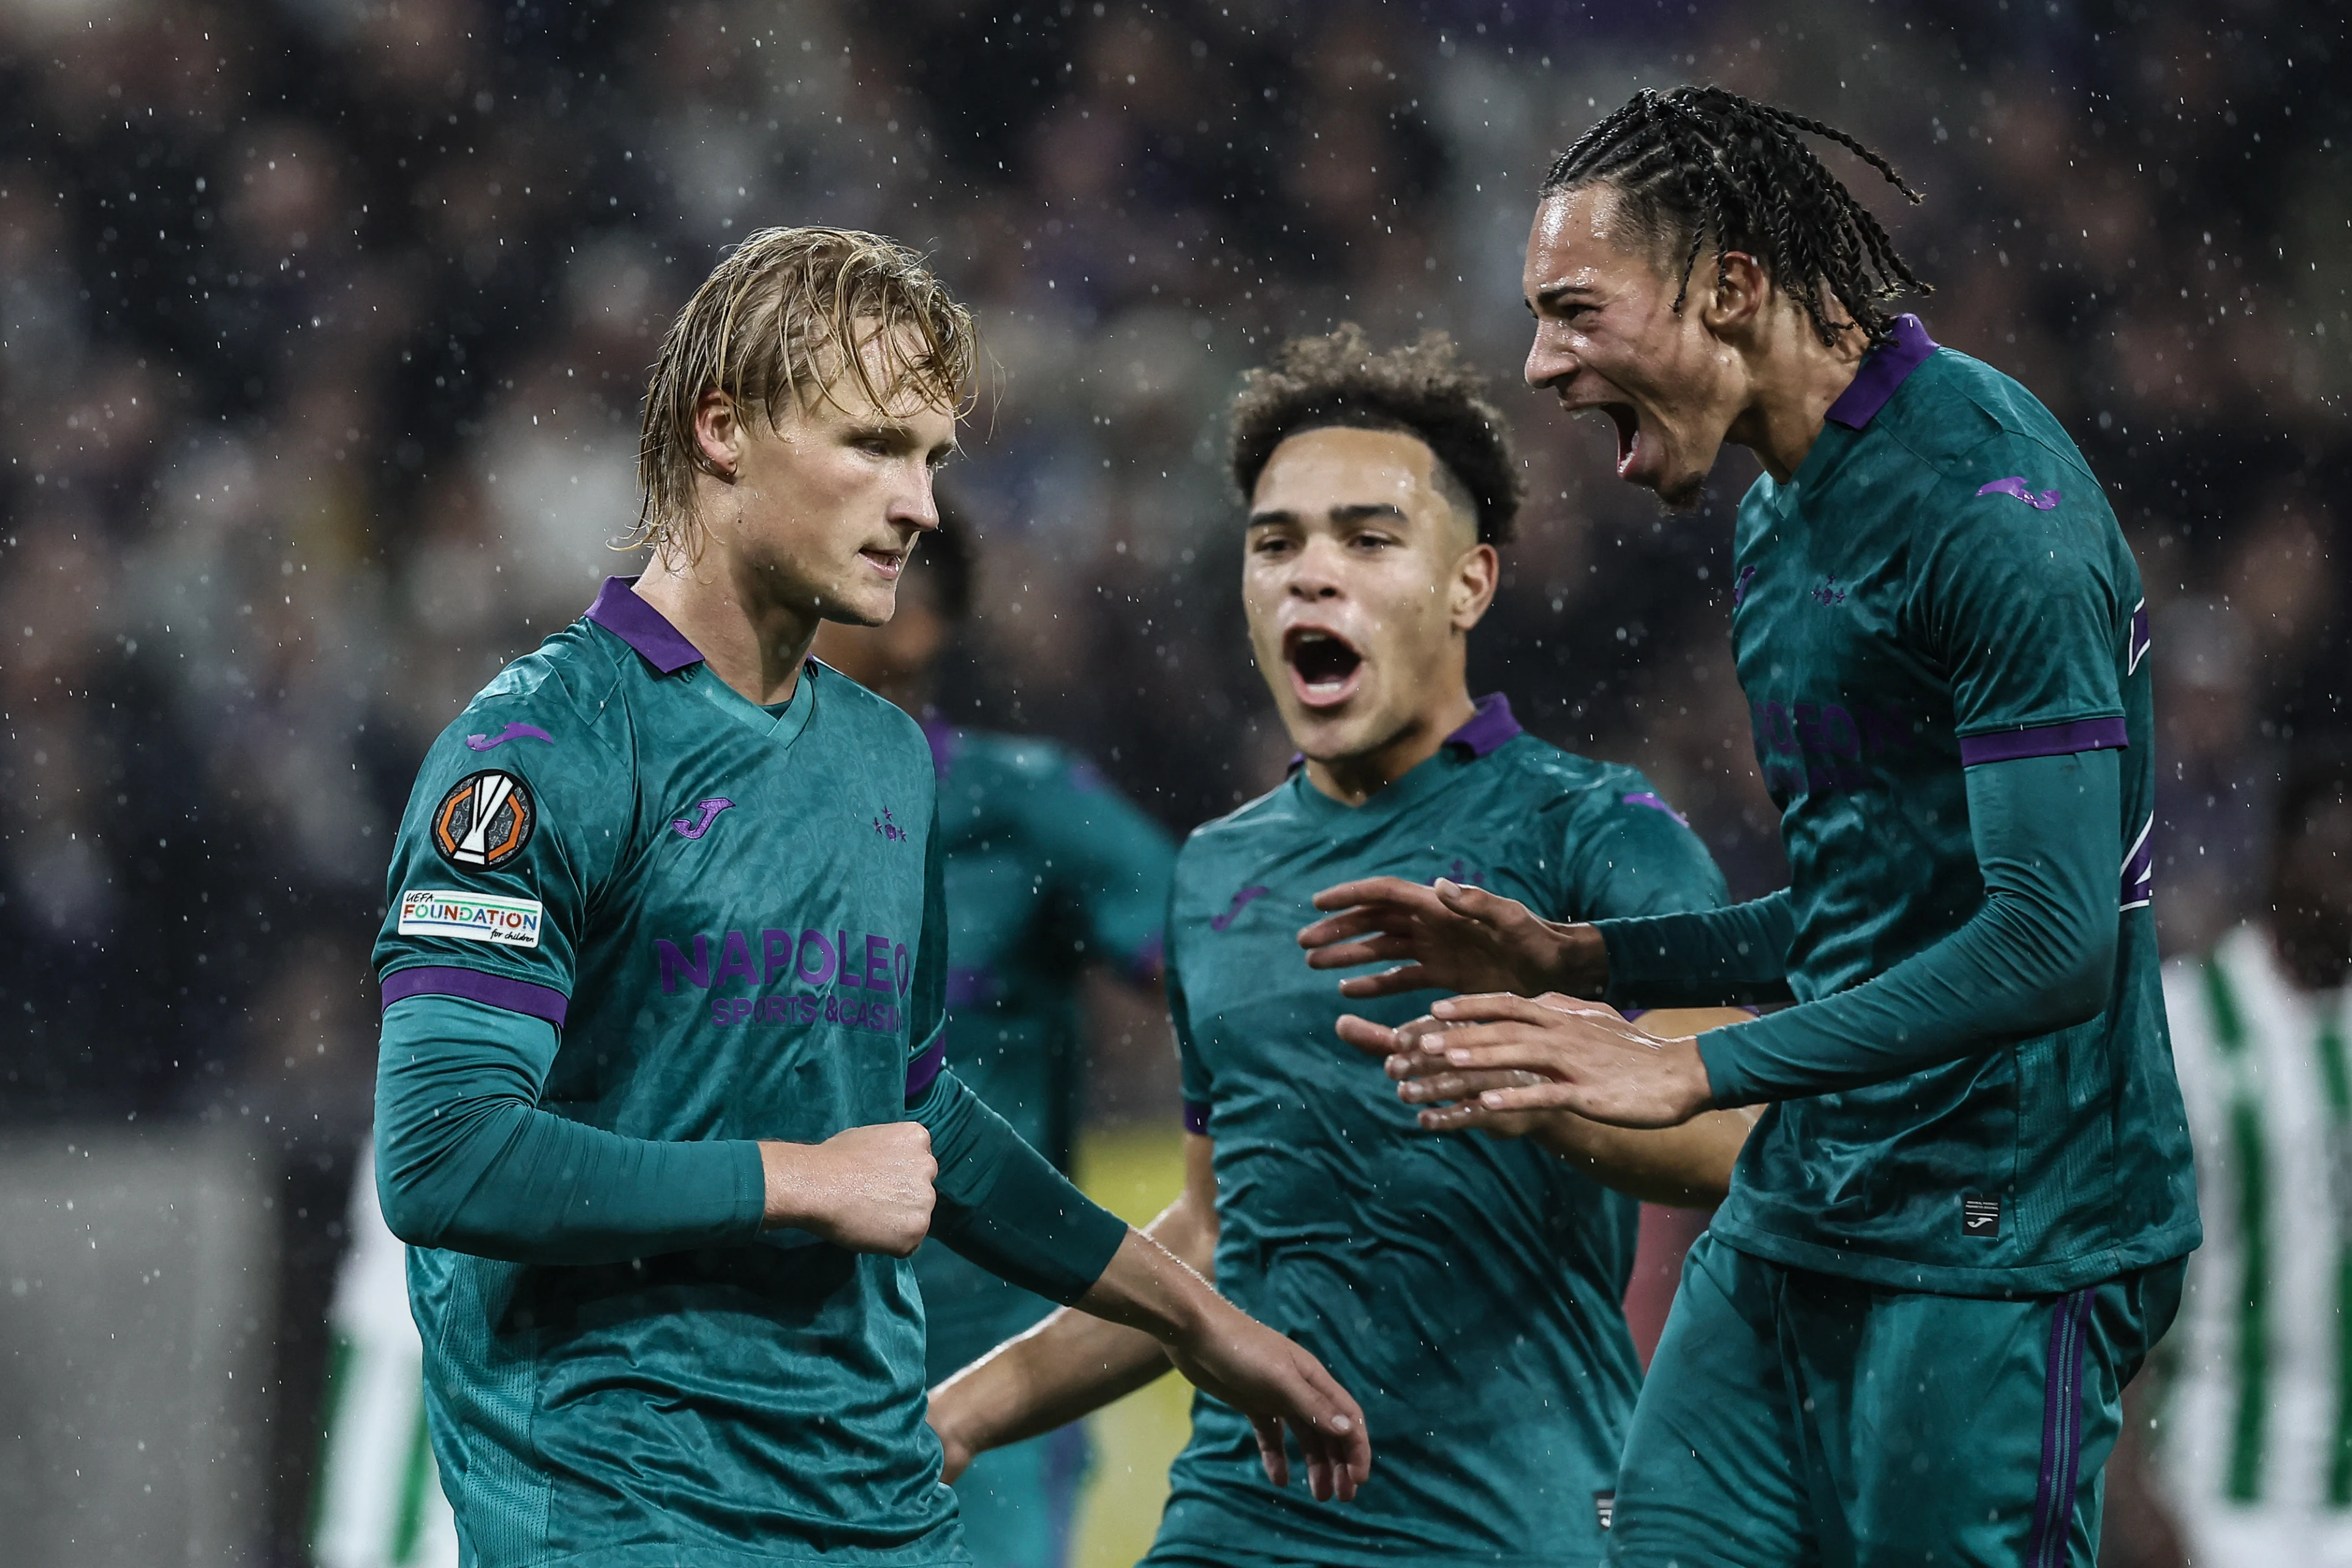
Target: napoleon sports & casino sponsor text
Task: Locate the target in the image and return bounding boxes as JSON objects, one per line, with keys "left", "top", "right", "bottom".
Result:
{"left": 657, "top": 927, "right": 912, "bottom": 1032}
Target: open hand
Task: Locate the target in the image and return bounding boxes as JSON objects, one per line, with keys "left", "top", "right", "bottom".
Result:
{"left": 1167, "top": 1300, "right": 1372, "bottom": 1502}
{"left": 1335, "top": 1012, "right": 1552, "bottom": 1139}
{"left": 1338, "top": 992, "right": 1714, "bottom": 1129}
{"left": 1297, "top": 876, "right": 1605, "bottom": 1000}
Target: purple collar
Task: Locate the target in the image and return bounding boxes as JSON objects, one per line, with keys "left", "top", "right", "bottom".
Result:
{"left": 1446, "top": 692, "right": 1521, "bottom": 758}
{"left": 586, "top": 576, "right": 705, "bottom": 674}
{"left": 1286, "top": 692, "right": 1522, "bottom": 774}
{"left": 1823, "top": 314, "right": 1938, "bottom": 431}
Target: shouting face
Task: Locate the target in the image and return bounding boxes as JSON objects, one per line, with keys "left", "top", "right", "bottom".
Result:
{"left": 1521, "top": 182, "right": 1747, "bottom": 509}
{"left": 1242, "top": 425, "right": 1496, "bottom": 787}
{"left": 696, "top": 325, "right": 959, "bottom": 628}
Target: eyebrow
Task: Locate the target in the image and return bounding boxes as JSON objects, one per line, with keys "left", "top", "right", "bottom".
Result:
{"left": 1246, "top": 502, "right": 1410, "bottom": 528}
{"left": 849, "top": 418, "right": 959, "bottom": 461}
{"left": 1529, "top": 281, "right": 1598, "bottom": 312}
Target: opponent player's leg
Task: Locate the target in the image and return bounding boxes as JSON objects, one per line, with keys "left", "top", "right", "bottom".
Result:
{"left": 951, "top": 1423, "right": 1089, "bottom": 1568}
{"left": 1787, "top": 1259, "right": 2185, "bottom": 1567}
{"left": 1608, "top": 1232, "right": 1818, "bottom": 1567}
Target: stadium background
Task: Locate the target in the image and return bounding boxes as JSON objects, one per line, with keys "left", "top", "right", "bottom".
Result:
{"left": 0, "top": 0, "right": 2342, "bottom": 1562}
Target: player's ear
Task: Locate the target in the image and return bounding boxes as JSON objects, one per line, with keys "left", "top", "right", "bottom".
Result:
{"left": 1702, "top": 251, "right": 1770, "bottom": 340}
{"left": 693, "top": 390, "right": 744, "bottom": 480}
{"left": 1450, "top": 541, "right": 1500, "bottom": 631}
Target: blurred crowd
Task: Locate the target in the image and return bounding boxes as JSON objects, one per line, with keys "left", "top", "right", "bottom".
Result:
{"left": 0, "top": 0, "right": 2344, "bottom": 1189}
{"left": 0, "top": 1, "right": 2343, "bottom": 1560}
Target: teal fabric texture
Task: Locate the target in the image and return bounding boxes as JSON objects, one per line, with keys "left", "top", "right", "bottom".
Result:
{"left": 1595, "top": 319, "right": 2197, "bottom": 1297}
{"left": 913, "top": 724, "right": 1175, "bottom": 1386}
{"left": 371, "top": 579, "right": 1125, "bottom": 1568}
{"left": 1607, "top": 1233, "right": 2185, "bottom": 1567}
{"left": 1152, "top": 701, "right": 1725, "bottom": 1567}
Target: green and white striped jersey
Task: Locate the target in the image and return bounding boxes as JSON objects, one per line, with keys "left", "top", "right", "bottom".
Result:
{"left": 2159, "top": 926, "right": 2352, "bottom": 1517}
{"left": 310, "top": 1144, "right": 458, "bottom": 1568}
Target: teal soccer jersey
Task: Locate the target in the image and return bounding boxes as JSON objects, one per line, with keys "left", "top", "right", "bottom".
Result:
{"left": 371, "top": 578, "right": 1107, "bottom": 1568}
{"left": 1700, "top": 316, "right": 2198, "bottom": 1294}
{"left": 913, "top": 723, "right": 1174, "bottom": 1384}
{"left": 1153, "top": 698, "right": 1727, "bottom": 1568}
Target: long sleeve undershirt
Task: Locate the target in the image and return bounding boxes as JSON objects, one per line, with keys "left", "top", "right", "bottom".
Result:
{"left": 1596, "top": 750, "right": 2122, "bottom": 1106}
{"left": 375, "top": 994, "right": 1126, "bottom": 1295}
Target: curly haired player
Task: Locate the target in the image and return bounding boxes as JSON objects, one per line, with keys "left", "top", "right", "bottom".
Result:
{"left": 926, "top": 326, "right": 1755, "bottom": 1568}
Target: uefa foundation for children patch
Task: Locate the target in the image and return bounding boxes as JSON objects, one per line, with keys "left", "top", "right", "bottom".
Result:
{"left": 398, "top": 889, "right": 545, "bottom": 948}
{"left": 432, "top": 769, "right": 536, "bottom": 870}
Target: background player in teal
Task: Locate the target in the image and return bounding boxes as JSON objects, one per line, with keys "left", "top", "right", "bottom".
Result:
{"left": 815, "top": 513, "right": 1177, "bottom": 1568}
{"left": 1311, "top": 92, "right": 2199, "bottom": 1565}
{"left": 927, "top": 329, "right": 1757, "bottom": 1567}
{"left": 370, "top": 226, "right": 1370, "bottom": 1568}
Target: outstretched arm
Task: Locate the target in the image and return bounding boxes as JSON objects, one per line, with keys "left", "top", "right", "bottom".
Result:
{"left": 929, "top": 1136, "right": 1284, "bottom": 1479}
{"left": 1335, "top": 1005, "right": 1759, "bottom": 1205}
{"left": 1297, "top": 878, "right": 1795, "bottom": 1009}
{"left": 1393, "top": 750, "right": 2123, "bottom": 1125}
{"left": 918, "top": 1104, "right": 1365, "bottom": 1501}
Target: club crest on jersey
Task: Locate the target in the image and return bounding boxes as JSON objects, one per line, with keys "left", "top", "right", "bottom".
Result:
{"left": 432, "top": 769, "right": 535, "bottom": 870}
{"left": 873, "top": 806, "right": 909, "bottom": 842}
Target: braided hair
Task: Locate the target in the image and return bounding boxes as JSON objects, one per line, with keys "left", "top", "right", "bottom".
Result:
{"left": 1542, "top": 87, "right": 1929, "bottom": 346}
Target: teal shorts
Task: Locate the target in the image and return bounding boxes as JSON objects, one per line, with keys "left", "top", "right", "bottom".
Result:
{"left": 1608, "top": 1232, "right": 2184, "bottom": 1568}
{"left": 951, "top": 1423, "right": 1088, "bottom": 1568}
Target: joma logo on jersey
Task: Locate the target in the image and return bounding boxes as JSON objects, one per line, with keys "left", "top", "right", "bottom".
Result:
{"left": 656, "top": 927, "right": 913, "bottom": 996}
{"left": 432, "top": 771, "right": 535, "bottom": 869}
{"left": 1751, "top": 698, "right": 1917, "bottom": 798}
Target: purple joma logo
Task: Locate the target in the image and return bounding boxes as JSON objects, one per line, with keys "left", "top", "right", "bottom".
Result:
{"left": 1210, "top": 885, "right": 1270, "bottom": 932}
{"left": 466, "top": 722, "right": 554, "bottom": 752}
{"left": 1977, "top": 476, "right": 2061, "bottom": 511}
{"left": 672, "top": 798, "right": 734, "bottom": 840}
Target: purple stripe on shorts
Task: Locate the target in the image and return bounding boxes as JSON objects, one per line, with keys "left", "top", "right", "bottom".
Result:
{"left": 905, "top": 1031, "right": 948, "bottom": 1102}
{"left": 2029, "top": 1287, "right": 2095, "bottom": 1567}
{"left": 379, "top": 965, "right": 569, "bottom": 1026}
{"left": 1956, "top": 717, "right": 2128, "bottom": 767}
{"left": 1182, "top": 1099, "right": 1210, "bottom": 1136}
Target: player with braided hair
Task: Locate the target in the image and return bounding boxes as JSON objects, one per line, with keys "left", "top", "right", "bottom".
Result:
{"left": 1303, "top": 88, "right": 2197, "bottom": 1563}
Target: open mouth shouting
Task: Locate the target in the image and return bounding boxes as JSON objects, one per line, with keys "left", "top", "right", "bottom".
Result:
{"left": 1283, "top": 625, "right": 1365, "bottom": 710}
{"left": 1599, "top": 402, "right": 1648, "bottom": 483}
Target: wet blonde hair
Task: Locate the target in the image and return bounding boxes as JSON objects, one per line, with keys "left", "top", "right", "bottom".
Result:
{"left": 633, "top": 226, "right": 976, "bottom": 558}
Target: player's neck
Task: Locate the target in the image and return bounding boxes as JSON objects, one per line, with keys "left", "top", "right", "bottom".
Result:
{"left": 1724, "top": 311, "right": 1869, "bottom": 484}
{"left": 1300, "top": 686, "right": 1478, "bottom": 809}
{"left": 635, "top": 549, "right": 822, "bottom": 706}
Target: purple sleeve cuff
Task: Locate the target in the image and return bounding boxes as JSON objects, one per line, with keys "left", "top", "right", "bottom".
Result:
{"left": 379, "top": 965, "right": 569, "bottom": 1026}
{"left": 905, "top": 1030, "right": 948, "bottom": 1103}
{"left": 1956, "top": 716, "right": 2128, "bottom": 766}
{"left": 1182, "top": 1099, "right": 1210, "bottom": 1135}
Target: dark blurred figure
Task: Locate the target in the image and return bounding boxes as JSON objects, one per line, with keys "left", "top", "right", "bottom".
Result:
{"left": 816, "top": 509, "right": 1177, "bottom": 1568}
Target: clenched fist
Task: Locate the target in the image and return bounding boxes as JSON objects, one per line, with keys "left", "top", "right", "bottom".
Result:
{"left": 761, "top": 1122, "right": 938, "bottom": 1256}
